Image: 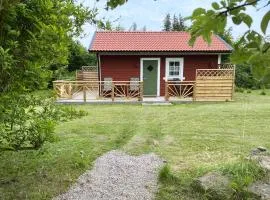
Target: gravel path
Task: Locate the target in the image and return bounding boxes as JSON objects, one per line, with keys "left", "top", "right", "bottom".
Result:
{"left": 55, "top": 150, "right": 165, "bottom": 200}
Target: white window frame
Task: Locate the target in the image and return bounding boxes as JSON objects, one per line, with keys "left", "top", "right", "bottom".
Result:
{"left": 165, "top": 58, "right": 184, "bottom": 81}
{"left": 140, "top": 58, "right": 160, "bottom": 96}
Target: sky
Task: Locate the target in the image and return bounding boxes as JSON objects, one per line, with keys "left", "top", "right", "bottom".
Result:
{"left": 78, "top": 0, "right": 269, "bottom": 48}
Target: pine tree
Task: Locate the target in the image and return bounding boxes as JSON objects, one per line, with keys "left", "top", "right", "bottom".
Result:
{"left": 163, "top": 14, "right": 171, "bottom": 31}
{"left": 142, "top": 26, "right": 147, "bottom": 31}
{"left": 129, "top": 22, "right": 137, "bottom": 31}
{"left": 115, "top": 24, "right": 125, "bottom": 31}
{"left": 172, "top": 15, "right": 180, "bottom": 31}
{"left": 178, "top": 14, "right": 186, "bottom": 31}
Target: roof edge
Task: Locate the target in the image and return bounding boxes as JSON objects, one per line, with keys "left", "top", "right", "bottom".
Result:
{"left": 88, "top": 31, "right": 97, "bottom": 51}
{"left": 214, "top": 34, "right": 234, "bottom": 51}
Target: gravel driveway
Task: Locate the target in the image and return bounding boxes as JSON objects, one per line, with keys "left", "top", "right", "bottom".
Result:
{"left": 55, "top": 150, "right": 165, "bottom": 200}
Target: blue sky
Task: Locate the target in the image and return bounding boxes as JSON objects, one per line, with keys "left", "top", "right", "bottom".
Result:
{"left": 78, "top": 0, "right": 269, "bottom": 48}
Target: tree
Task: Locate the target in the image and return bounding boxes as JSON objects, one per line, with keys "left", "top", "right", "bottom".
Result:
{"left": 172, "top": 15, "right": 180, "bottom": 31}
{"left": 97, "top": 20, "right": 113, "bottom": 30}
{"left": 115, "top": 24, "right": 125, "bottom": 31}
{"left": 0, "top": 0, "right": 93, "bottom": 92}
{"left": 163, "top": 14, "right": 172, "bottom": 31}
{"left": 188, "top": 0, "right": 270, "bottom": 86}
{"left": 129, "top": 22, "right": 137, "bottom": 31}
{"left": 67, "top": 41, "right": 96, "bottom": 72}
{"left": 142, "top": 26, "right": 147, "bottom": 31}
{"left": 178, "top": 14, "right": 187, "bottom": 31}
{"left": 218, "top": 27, "right": 234, "bottom": 46}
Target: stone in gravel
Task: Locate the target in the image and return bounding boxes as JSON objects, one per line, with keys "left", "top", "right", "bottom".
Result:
{"left": 192, "top": 172, "right": 233, "bottom": 200}
{"left": 54, "top": 150, "right": 164, "bottom": 200}
{"left": 251, "top": 156, "right": 270, "bottom": 171}
{"left": 248, "top": 181, "right": 270, "bottom": 200}
{"left": 251, "top": 147, "right": 267, "bottom": 156}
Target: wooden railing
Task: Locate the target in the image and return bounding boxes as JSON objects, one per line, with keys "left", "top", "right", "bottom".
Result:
{"left": 53, "top": 80, "right": 143, "bottom": 102}
{"left": 165, "top": 81, "right": 195, "bottom": 101}
{"left": 218, "top": 63, "right": 235, "bottom": 69}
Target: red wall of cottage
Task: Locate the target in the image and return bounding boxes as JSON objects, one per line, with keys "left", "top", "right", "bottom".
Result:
{"left": 100, "top": 54, "right": 218, "bottom": 96}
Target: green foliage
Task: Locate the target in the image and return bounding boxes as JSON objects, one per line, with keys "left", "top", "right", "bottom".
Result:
{"left": 235, "top": 87, "right": 245, "bottom": 93}
{"left": 261, "top": 10, "right": 270, "bottom": 34}
{"left": 188, "top": 0, "right": 270, "bottom": 85}
{"left": 260, "top": 90, "right": 266, "bottom": 95}
{"left": 105, "top": 0, "right": 128, "bottom": 9}
{"left": 0, "top": 0, "right": 93, "bottom": 93}
{"left": 0, "top": 94, "right": 87, "bottom": 150}
{"left": 163, "top": 13, "right": 187, "bottom": 31}
{"left": 221, "top": 160, "right": 266, "bottom": 199}
{"left": 235, "top": 64, "right": 259, "bottom": 89}
{"left": 67, "top": 40, "right": 96, "bottom": 72}
{"left": 163, "top": 14, "right": 172, "bottom": 31}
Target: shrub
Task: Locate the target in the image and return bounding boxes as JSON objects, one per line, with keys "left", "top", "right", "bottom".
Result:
{"left": 235, "top": 64, "right": 259, "bottom": 89}
{"left": 0, "top": 93, "right": 87, "bottom": 150}
{"left": 260, "top": 90, "right": 266, "bottom": 95}
{"left": 235, "top": 87, "right": 244, "bottom": 93}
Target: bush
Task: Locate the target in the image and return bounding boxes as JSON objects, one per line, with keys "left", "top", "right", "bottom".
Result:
{"left": 260, "top": 90, "right": 266, "bottom": 95}
{"left": 235, "top": 87, "right": 244, "bottom": 93}
{"left": 0, "top": 93, "right": 87, "bottom": 150}
{"left": 235, "top": 64, "right": 259, "bottom": 89}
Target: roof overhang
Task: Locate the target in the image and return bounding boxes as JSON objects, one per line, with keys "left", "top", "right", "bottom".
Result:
{"left": 89, "top": 51, "right": 232, "bottom": 56}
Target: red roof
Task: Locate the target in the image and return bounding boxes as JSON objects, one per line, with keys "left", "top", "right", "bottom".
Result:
{"left": 89, "top": 31, "right": 232, "bottom": 52}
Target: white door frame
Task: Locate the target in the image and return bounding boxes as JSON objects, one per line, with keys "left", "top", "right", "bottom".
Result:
{"left": 140, "top": 58, "right": 160, "bottom": 96}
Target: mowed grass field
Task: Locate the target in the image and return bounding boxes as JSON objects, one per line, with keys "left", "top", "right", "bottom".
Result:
{"left": 1, "top": 91, "right": 270, "bottom": 199}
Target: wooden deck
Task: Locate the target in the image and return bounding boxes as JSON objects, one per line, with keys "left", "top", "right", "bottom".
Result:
{"left": 53, "top": 64, "right": 235, "bottom": 103}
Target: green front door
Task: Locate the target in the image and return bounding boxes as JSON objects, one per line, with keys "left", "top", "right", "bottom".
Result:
{"left": 143, "top": 59, "right": 158, "bottom": 96}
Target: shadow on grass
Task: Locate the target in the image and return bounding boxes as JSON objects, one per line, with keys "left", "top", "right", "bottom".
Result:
{"left": 0, "top": 146, "right": 37, "bottom": 152}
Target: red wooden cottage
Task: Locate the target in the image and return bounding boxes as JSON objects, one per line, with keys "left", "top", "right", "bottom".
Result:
{"left": 88, "top": 31, "right": 233, "bottom": 98}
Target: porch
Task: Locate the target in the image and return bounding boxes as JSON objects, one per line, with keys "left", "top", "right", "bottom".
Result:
{"left": 53, "top": 64, "right": 235, "bottom": 103}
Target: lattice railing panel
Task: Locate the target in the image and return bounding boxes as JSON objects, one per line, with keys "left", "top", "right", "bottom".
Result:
{"left": 218, "top": 64, "right": 235, "bottom": 69}
{"left": 196, "top": 69, "right": 234, "bottom": 79}
{"left": 81, "top": 66, "right": 98, "bottom": 72}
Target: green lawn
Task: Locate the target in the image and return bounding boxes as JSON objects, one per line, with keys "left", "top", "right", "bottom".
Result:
{"left": 1, "top": 90, "right": 270, "bottom": 199}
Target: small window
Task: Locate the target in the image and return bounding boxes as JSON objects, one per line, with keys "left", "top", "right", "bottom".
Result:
{"left": 166, "top": 58, "right": 183, "bottom": 80}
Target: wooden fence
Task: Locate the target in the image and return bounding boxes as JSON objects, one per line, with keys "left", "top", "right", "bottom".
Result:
{"left": 194, "top": 68, "right": 235, "bottom": 101}
{"left": 76, "top": 66, "right": 98, "bottom": 82}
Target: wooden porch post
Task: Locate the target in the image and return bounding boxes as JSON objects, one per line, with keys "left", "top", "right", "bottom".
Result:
{"left": 83, "top": 83, "right": 86, "bottom": 102}
{"left": 165, "top": 81, "right": 169, "bottom": 101}
{"left": 139, "top": 81, "right": 143, "bottom": 101}
{"left": 231, "top": 65, "right": 236, "bottom": 100}
{"left": 68, "top": 83, "right": 72, "bottom": 99}
{"left": 111, "top": 83, "right": 115, "bottom": 102}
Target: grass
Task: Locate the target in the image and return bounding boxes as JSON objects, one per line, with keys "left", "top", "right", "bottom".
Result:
{"left": 1, "top": 90, "right": 270, "bottom": 199}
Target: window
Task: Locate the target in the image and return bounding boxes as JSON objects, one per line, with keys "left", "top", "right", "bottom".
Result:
{"left": 166, "top": 58, "right": 184, "bottom": 80}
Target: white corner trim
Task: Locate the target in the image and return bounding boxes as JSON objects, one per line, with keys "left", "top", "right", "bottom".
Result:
{"left": 140, "top": 58, "right": 161, "bottom": 96}
{"left": 98, "top": 54, "right": 101, "bottom": 81}
{"left": 218, "top": 54, "right": 222, "bottom": 65}
{"left": 165, "top": 57, "right": 184, "bottom": 81}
